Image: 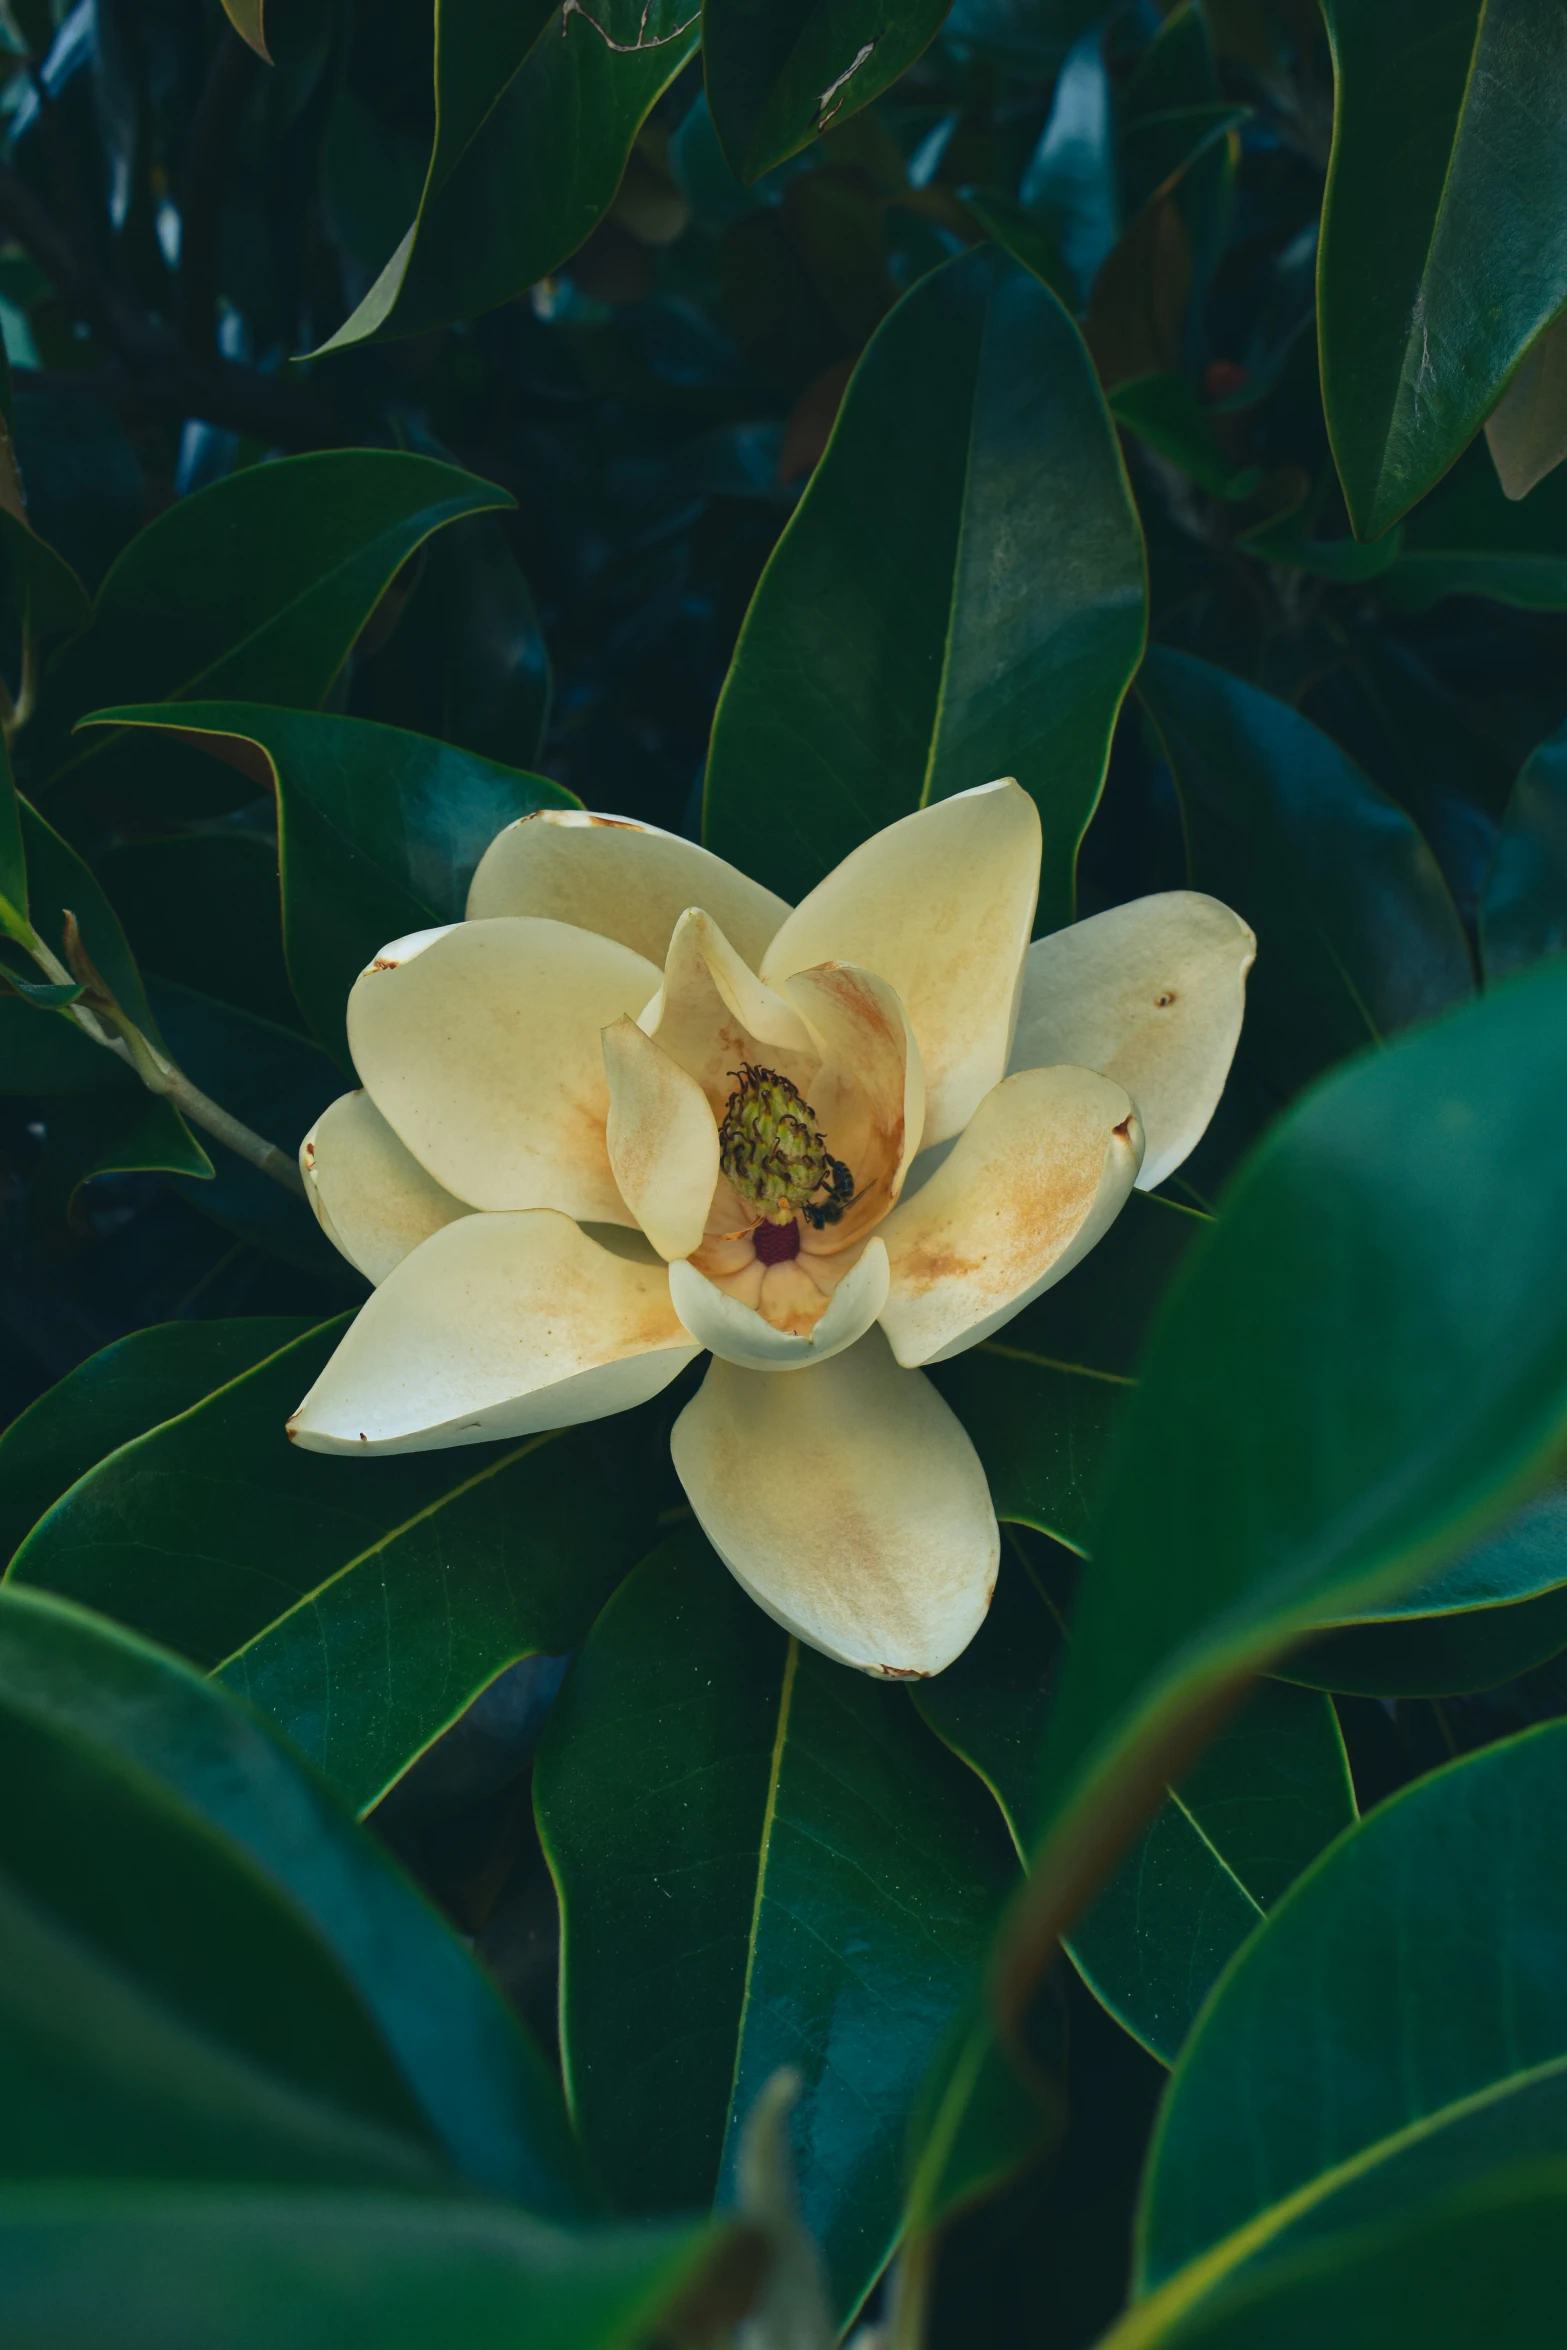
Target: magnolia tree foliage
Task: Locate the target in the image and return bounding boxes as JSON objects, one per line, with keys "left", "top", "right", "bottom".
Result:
{"left": 1, "top": 0, "right": 1566, "bottom": 2343}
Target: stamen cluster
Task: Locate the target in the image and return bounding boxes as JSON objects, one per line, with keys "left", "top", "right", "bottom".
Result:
{"left": 718, "top": 1064, "right": 853, "bottom": 1228}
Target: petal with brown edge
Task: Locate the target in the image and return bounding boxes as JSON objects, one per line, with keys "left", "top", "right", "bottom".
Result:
{"left": 286, "top": 1209, "right": 699, "bottom": 1454}
{"left": 877, "top": 1065, "right": 1143, "bottom": 1367}
{"left": 603, "top": 1016, "right": 720, "bottom": 1262}
{"left": 467, "top": 807, "right": 791, "bottom": 970}
{"left": 670, "top": 1329, "right": 998, "bottom": 1678}
{"left": 1008, "top": 891, "right": 1255, "bottom": 1194}
{"left": 347, "top": 917, "right": 660, "bottom": 1222}
{"left": 301, "top": 1090, "right": 470, "bottom": 1285}
{"left": 759, "top": 780, "right": 1040, "bottom": 1145}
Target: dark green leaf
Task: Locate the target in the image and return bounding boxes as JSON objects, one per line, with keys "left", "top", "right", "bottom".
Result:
{"left": 1318, "top": 0, "right": 1567, "bottom": 537}
{"left": 1287, "top": 1577, "right": 1567, "bottom": 1697}
{"left": 27, "top": 1091, "right": 215, "bottom": 1220}
{"left": 960, "top": 187, "right": 1074, "bottom": 306}
{"left": 1133, "top": 1721, "right": 1567, "bottom": 2324}
{"left": 1118, "top": 105, "right": 1246, "bottom": 220}
{"left": 0, "top": 708, "right": 26, "bottom": 933}
{"left": 352, "top": 513, "right": 554, "bottom": 774}
{"left": 534, "top": 1529, "right": 1016, "bottom": 2321}
{"left": 0, "top": 1586, "right": 589, "bottom": 2211}
{"left": 918, "top": 1550, "right": 1353, "bottom": 2064}
{"left": 996, "top": 959, "right": 1567, "bottom": 2022}
{"left": 0, "top": 1602, "right": 448, "bottom": 2168}
{"left": 1138, "top": 650, "right": 1473, "bottom": 1121}
{"left": 318, "top": 2, "right": 698, "bottom": 350}
{"left": 704, "top": 247, "right": 1146, "bottom": 929}
{"left": 1123, "top": 2163, "right": 1567, "bottom": 2350}
{"left": 97, "top": 834, "right": 303, "bottom": 1034}
{"left": 8, "top": 1321, "right": 655, "bottom": 1812}
{"left": 1385, "top": 437, "right": 1567, "bottom": 611}
{"left": 0, "top": 1318, "right": 311, "bottom": 1565}
{"left": 704, "top": 0, "right": 953, "bottom": 184}
{"left": 26, "top": 453, "right": 513, "bottom": 798}
{"left": 0, "top": 507, "right": 91, "bottom": 645}
{"left": 932, "top": 1192, "right": 1201, "bottom": 1554}
{"left": 146, "top": 978, "right": 351, "bottom": 1281}
{"left": 0, "top": 2190, "right": 756, "bottom": 2350}
{"left": 1481, "top": 721, "right": 1567, "bottom": 981}
{"left": 91, "top": 705, "right": 574, "bottom": 1070}
{"left": 18, "top": 792, "right": 169, "bottom": 1046}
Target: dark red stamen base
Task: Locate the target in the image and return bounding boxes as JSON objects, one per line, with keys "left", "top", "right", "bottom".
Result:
{"left": 753, "top": 1217, "right": 801, "bottom": 1265}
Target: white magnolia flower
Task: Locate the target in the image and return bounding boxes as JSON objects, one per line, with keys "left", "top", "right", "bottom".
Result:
{"left": 288, "top": 783, "right": 1253, "bottom": 1679}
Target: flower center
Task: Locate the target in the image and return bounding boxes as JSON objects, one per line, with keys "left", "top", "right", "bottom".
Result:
{"left": 752, "top": 1216, "right": 801, "bottom": 1264}
{"left": 718, "top": 1064, "right": 856, "bottom": 1230}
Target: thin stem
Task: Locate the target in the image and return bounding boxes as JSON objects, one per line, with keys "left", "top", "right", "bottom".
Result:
{"left": 15, "top": 913, "right": 307, "bottom": 1198}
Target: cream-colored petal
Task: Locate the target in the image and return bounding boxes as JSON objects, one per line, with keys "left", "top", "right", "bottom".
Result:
{"left": 348, "top": 916, "right": 660, "bottom": 1221}
{"left": 602, "top": 1017, "right": 720, "bottom": 1261}
{"left": 1008, "top": 892, "right": 1255, "bottom": 1193}
{"left": 668, "top": 1239, "right": 889, "bottom": 1371}
{"left": 467, "top": 807, "right": 791, "bottom": 969}
{"left": 286, "top": 1210, "right": 698, "bottom": 1455}
{"left": 300, "top": 1091, "right": 470, "bottom": 1285}
{"left": 639, "top": 908, "right": 817, "bottom": 1110}
{"left": 877, "top": 1067, "right": 1142, "bottom": 1368}
{"left": 759, "top": 780, "right": 1040, "bottom": 1145}
{"left": 784, "top": 962, "right": 925, "bottom": 1242}
{"left": 670, "top": 1328, "right": 998, "bottom": 1677}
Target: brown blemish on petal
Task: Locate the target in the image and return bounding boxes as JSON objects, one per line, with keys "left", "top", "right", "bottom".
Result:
{"left": 877, "top": 1663, "right": 930, "bottom": 1680}
{"left": 1155, "top": 989, "right": 1177, "bottom": 1007}
{"left": 894, "top": 1243, "right": 983, "bottom": 1296}
{"left": 370, "top": 956, "right": 400, "bottom": 972}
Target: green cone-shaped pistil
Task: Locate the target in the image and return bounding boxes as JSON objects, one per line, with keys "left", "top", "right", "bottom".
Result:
{"left": 719, "top": 1065, "right": 853, "bottom": 1227}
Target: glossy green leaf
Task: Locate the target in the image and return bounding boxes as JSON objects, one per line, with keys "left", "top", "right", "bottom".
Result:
{"left": 0, "top": 2190, "right": 755, "bottom": 2350}
{"left": 1480, "top": 720, "right": 1567, "bottom": 981}
{"left": 7, "top": 1321, "right": 653, "bottom": 1812}
{"left": 27, "top": 1091, "right": 215, "bottom": 1220}
{"left": 146, "top": 979, "right": 350, "bottom": 1282}
{"left": 1318, "top": 0, "right": 1567, "bottom": 539}
{"left": 0, "top": 1601, "right": 448, "bottom": 2169}
{"left": 25, "top": 453, "right": 513, "bottom": 798}
{"left": 931, "top": 1192, "right": 1200, "bottom": 1554}
{"left": 1121, "top": 2, "right": 1236, "bottom": 298}
{"left": 0, "top": 1586, "right": 588, "bottom": 2212}
{"left": 1119, "top": 105, "right": 1245, "bottom": 220}
{"left": 918, "top": 1549, "right": 1353, "bottom": 2064}
{"left": 1385, "top": 436, "right": 1567, "bottom": 610}
{"left": 1138, "top": 649, "right": 1473, "bottom": 1122}
{"left": 0, "top": 1318, "right": 311, "bottom": 1565}
{"left": 318, "top": 1, "right": 698, "bottom": 350}
{"left": 534, "top": 1529, "right": 1016, "bottom": 2322}
{"left": 1128, "top": 1722, "right": 1567, "bottom": 2331}
{"left": 704, "top": 246, "right": 1146, "bottom": 927}
{"left": 1484, "top": 304, "right": 1567, "bottom": 501}
{"left": 3, "top": 796, "right": 214, "bottom": 1178}
{"left": 0, "top": 1865, "right": 446, "bottom": 2198}
{"left": 1288, "top": 1577, "right": 1567, "bottom": 1697}
{"left": 89, "top": 704, "right": 574, "bottom": 1070}
{"left": 959, "top": 187, "right": 1073, "bottom": 306}
{"left": 1017, "top": 23, "right": 1117, "bottom": 307}
{"left": 351, "top": 512, "right": 554, "bottom": 775}
{"left": 1112, "top": 2163, "right": 1567, "bottom": 2350}
{"left": 97, "top": 833, "right": 303, "bottom": 1034}
{"left": 996, "top": 957, "right": 1567, "bottom": 2019}
{"left": 704, "top": 0, "right": 952, "bottom": 184}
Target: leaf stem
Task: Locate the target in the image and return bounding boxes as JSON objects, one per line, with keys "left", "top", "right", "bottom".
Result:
{"left": 14, "top": 912, "right": 307, "bottom": 1198}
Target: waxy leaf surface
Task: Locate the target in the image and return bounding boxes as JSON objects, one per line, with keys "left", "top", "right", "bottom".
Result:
{"left": 535, "top": 1530, "right": 1016, "bottom": 2322}
{"left": 8, "top": 1322, "right": 653, "bottom": 1812}
{"left": 704, "top": 245, "right": 1146, "bottom": 929}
